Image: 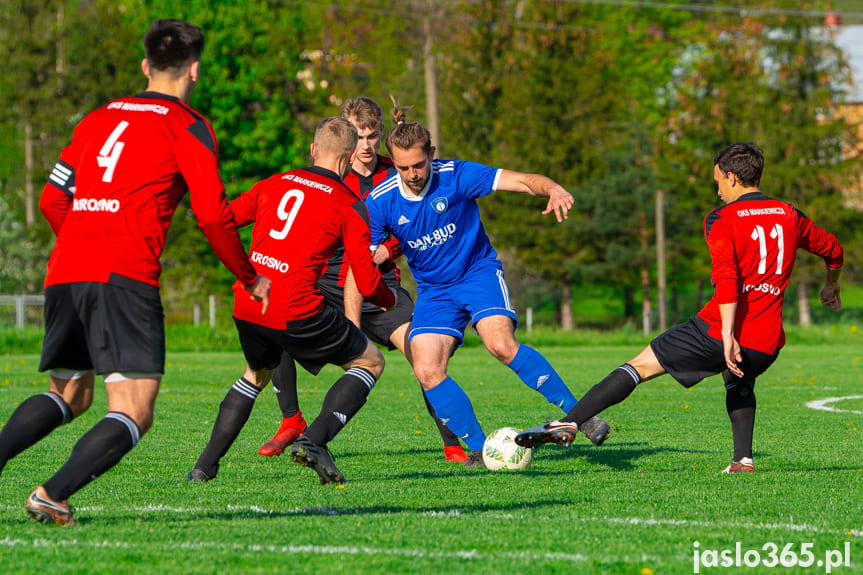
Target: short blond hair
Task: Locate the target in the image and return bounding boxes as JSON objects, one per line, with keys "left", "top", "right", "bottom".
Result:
{"left": 314, "top": 116, "right": 358, "bottom": 157}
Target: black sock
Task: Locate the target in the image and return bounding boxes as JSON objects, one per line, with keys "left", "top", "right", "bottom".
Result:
{"left": 305, "top": 368, "right": 376, "bottom": 446}
{"left": 194, "top": 378, "right": 260, "bottom": 477}
{"left": 43, "top": 411, "right": 139, "bottom": 501}
{"left": 566, "top": 364, "right": 641, "bottom": 426}
{"left": 726, "top": 383, "right": 756, "bottom": 461}
{"left": 272, "top": 353, "right": 299, "bottom": 418}
{"left": 422, "top": 391, "right": 461, "bottom": 447}
{"left": 0, "top": 392, "right": 72, "bottom": 475}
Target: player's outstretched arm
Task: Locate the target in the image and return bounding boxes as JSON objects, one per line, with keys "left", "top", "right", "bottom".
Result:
{"left": 228, "top": 186, "right": 259, "bottom": 228}
{"left": 495, "top": 170, "right": 574, "bottom": 223}
{"left": 819, "top": 266, "right": 842, "bottom": 311}
{"left": 177, "top": 129, "right": 258, "bottom": 288}
{"left": 797, "top": 213, "right": 843, "bottom": 312}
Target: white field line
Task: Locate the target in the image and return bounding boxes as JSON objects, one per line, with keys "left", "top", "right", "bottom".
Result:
{"left": 805, "top": 395, "right": 863, "bottom": 415}
{"left": 2, "top": 503, "right": 860, "bottom": 541}
{"left": 0, "top": 535, "right": 601, "bottom": 563}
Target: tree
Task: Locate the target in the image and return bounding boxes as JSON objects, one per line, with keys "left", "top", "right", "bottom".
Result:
{"left": 122, "top": 1, "right": 330, "bottom": 311}
{"left": 0, "top": 0, "right": 140, "bottom": 294}
{"left": 665, "top": 2, "right": 862, "bottom": 325}
{"left": 436, "top": 1, "right": 620, "bottom": 328}
{"left": 295, "top": 0, "right": 427, "bottom": 128}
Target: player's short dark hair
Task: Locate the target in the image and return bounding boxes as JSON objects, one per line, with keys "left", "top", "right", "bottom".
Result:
{"left": 713, "top": 142, "right": 764, "bottom": 187}
{"left": 143, "top": 19, "right": 204, "bottom": 72}
{"left": 385, "top": 94, "right": 432, "bottom": 156}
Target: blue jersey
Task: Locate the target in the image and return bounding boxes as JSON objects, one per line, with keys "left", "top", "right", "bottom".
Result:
{"left": 366, "top": 159, "right": 502, "bottom": 286}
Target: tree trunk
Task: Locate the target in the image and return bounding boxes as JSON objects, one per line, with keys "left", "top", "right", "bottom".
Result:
{"left": 560, "top": 283, "right": 574, "bottom": 331}
{"left": 640, "top": 211, "right": 652, "bottom": 335}
{"left": 798, "top": 282, "right": 812, "bottom": 327}
{"left": 423, "top": 0, "right": 441, "bottom": 157}
{"left": 641, "top": 266, "right": 652, "bottom": 335}
{"left": 655, "top": 189, "right": 667, "bottom": 331}
{"left": 25, "top": 118, "right": 34, "bottom": 228}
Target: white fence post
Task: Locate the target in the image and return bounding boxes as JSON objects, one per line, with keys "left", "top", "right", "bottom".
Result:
{"left": 526, "top": 307, "right": 533, "bottom": 334}
{"left": 209, "top": 295, "right": 216, "bottom": 328}
{"left": 0, "top": 294, "right": 46, "bottom": 329}
{"left": 16, "top": 295, "right": 25, "bottom": 328}
{"left": 194, "top": 304, "right": 201, "bottom": 327}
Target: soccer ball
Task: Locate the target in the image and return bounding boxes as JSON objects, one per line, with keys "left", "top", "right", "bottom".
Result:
{"left": 482, "top": 427, "right": 533, "bottom": 471}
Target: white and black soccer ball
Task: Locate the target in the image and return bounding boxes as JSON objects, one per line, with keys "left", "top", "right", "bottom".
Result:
{"left": 482, "top": 427, "right": 533, "bottom": 471}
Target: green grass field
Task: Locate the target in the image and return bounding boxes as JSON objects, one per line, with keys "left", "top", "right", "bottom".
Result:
{"left": 1, "top": 341, "right": 862, "bottom": 574}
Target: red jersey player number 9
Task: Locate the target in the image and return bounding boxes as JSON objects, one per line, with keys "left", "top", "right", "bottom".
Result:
{"left": 269, "top": 190, "right": 305, "bottom": 240}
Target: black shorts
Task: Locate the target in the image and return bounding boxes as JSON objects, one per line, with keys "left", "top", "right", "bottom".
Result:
{"left": 650, "top": 316, "right": 780, "bottom": 389}
{"left": 234, "top": 302, "right": 369, "bottom": 376}
{"left": 39, "top": 275, "right": 165, "bottom": 374}
{"left": 318, "top": 282, "right": 413, "bottom": 350}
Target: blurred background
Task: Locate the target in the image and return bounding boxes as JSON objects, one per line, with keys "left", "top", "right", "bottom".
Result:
{"left": 1, "top": 0, "right": 861, "bottom": 333}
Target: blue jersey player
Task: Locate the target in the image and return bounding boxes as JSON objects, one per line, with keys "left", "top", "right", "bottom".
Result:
{"left": 365, "top": 100, "right": 610, "bottom": 467}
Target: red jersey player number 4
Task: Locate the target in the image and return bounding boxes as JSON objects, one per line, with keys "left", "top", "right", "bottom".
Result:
{"left": 41, "top": 93, "right": 260, "bottom": 293}
{"left": 230, "top": 166, "right": 395, "bottom": 329}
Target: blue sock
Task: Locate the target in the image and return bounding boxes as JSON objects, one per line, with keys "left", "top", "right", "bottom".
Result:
{"left": 423, "top": 377, "right": 485, "bottom": 452}
{"left": 509, "top": 345, "right": 578, "bottom": 412}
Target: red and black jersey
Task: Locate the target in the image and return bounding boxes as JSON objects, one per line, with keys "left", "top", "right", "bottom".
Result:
{"left": 40, "top": 91, "right": 256, "bottom": 289}
{"left": 697, "top": 192, "right": 843, "bottom": 354}
{"left": 319, "top": 154, "right": 402, "bottom": 290}
{"left": 229, "top": 166, "right": 395, "bottom": 328}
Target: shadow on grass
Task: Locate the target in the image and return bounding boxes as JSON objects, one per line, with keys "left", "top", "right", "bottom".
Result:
{"left": 333, "top": 441, "right": 717, "bottom": 474}
{"left": 95, "top": 496, "right": 584, "bottom": 525}
{"left": 535, "top": 441, "right": 716, "bottom": 471}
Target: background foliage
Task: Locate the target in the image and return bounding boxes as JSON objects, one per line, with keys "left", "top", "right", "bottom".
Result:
{"left": 1, "top": 0, "right": 861, "bottom": 328}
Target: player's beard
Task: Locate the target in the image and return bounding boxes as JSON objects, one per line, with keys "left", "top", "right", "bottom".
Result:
{"left": 404, "top": 171, "right": 429, "bottom": 194}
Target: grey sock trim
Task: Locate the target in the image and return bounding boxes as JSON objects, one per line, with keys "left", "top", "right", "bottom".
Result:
{"left": 618, "top": 364, "right": 642, "bottom": 386}
{"left": 43, "top": 392, "right": 72, "bottom": 424}
{"left": 105, "top": 412, "right": 141, "bottom": 447}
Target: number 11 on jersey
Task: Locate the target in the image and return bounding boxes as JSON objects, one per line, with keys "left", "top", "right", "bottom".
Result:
{"left": 751, "top": 223, "right": 785, "bottom": 275}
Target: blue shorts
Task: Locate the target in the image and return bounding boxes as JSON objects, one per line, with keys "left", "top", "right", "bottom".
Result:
{"left": 409, "top": 261, "right": 518, "bottom": 344}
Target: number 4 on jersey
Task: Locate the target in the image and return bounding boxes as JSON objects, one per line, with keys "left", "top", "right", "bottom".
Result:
{"left": 751, "top": 223, "right": 785, "bottom": 274}
{"left": 97, "top": 121, "right": 129, "bottom": 183}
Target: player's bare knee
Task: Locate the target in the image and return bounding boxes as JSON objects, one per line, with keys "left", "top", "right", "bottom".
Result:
{"left": 367, "top": 351, "right": 385, "bottom": 379}
{"left": 49, "top": 370, "right": 95, "bottom": 418}
{"left": 485, "top": 339, "right": 518, "bottom": 364}
{"left": 628, "top": 346, "right": 665, "bottom": 381}
{"left": 412, "top": 363, "right": 447, "bottom": 389}
{"left": 242, "top": 365, "right": 272, "bottom": 389}
{"left": 349, "top": 343, "right": 385, "bottom": 379}
{"left": 140, "top": 413, "right": 155, "bottom": 434}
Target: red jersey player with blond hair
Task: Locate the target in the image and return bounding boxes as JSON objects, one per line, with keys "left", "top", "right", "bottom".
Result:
{"left": 187, "top": 117, "right": 396, "bottom": 486}
{"left": 517, "top": 143, "right": 844, "bottom": 473}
